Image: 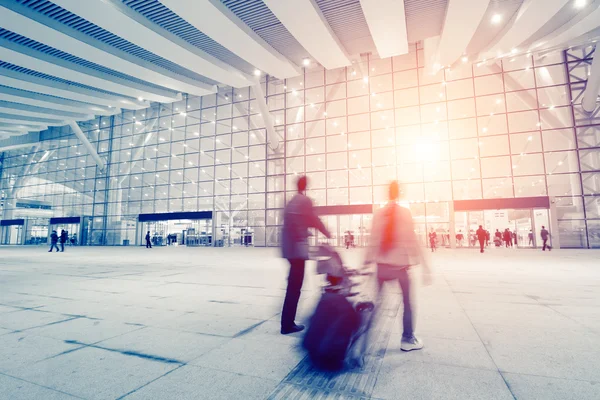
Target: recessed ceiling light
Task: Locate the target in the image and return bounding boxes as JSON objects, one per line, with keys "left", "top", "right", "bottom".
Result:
{"left": 253, "top": 69, "right": 261, "bottom": 76}
{"left": 302, "top": 58, "right": 310, "bottom": 66}
{"left": 137, "top": 96, "right": 143, "bottom": 101}
{"left": 491, "top": 14, "right": 502, "bottom": 24}
{"left": 461, "top": 56, "right": 468, "bottom": 63}
{"left": 574, "top": 0, "right": 586, "bottom": 8}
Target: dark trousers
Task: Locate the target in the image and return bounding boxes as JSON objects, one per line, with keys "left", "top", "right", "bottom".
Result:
{"left": 281, "top": 259, "right": 305, "bottom": 329}
{"left": 49, "top": 243, "right": 59, "bottom": 252}
{"left": 60, "top": 242, "right": 65, "bottom": 252}
{"left": 146, "top": 239, "right": 152, "bottom": 248}
{"left": 377, "top": 266, "right": 413, "bottom": 339}
{"left": 542, "top": 239, "right": 551, "bottom": 250}
{"left": 479, "top": 239, "right": 485, "bottom": 253}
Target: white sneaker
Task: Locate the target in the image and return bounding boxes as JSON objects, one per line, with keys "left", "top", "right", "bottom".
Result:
{"left": 401, "top": 336, "right": 424, "bottom": 352}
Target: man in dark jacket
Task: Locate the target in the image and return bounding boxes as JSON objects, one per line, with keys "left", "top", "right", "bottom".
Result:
{"left": 48, "top": 230, "right": 59, "bottom": 252}
{"left": 145, "top": 231, "right": 152, "bottom": 248}
{"left": 280, "top": 175, "right": 331, "bottom": 334}
{"left": 476, "top": 225, "right": 487, "bottom": 253}
{"left": 59, "top": 229, "right": 68, "bottom": 252}
{"left": 541, "top": 226, "right": 551, "bottom": 251}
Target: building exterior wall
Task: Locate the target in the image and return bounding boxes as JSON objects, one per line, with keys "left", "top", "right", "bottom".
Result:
{"left": 1, "top": 44, "right": 600, "bottom": 247}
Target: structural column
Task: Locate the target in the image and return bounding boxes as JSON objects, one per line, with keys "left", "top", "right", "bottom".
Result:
{"left": 582, "top": 52, "right": 600, "bottom": 113}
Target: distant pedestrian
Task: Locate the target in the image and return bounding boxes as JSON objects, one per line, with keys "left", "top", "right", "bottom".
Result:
{"left": 476, "top": 225, "right": 487, "bottom": 253}
{"left": 485, "top": 230, "right": 490, "bottom": 247}
{"left": 428, "top": 228, "right": 437, "bottom": 252}
{"left": 503, "top": 229, "right": 512, "bottom": 248}
{"left": 145, "top": 231, "right": 152, "bottom": 248}
{"left": 528, "top": 230, "right": 534, "bottom": 246}
{"left": 512, "top": 231, "right": 518, "bottom": 247}
{"left": 281, "top": 175, "right": 331, "bottom": 335}
{"left": 59, "top": 229, "right": 68, "bottom": 252}
{"left": 48, "top": 230, "right": 59, "bottom": 252}
{"left": 541, "top": 226, "right": 552, "bottom": 251}
{"left": 456, "top": 230, "right": 464, "bottom": 247}
{"left": 495, "top": 229, "right": 502, "bottom": 241}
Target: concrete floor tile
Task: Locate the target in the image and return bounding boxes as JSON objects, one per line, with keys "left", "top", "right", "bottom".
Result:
{"left": 25, "top": 317, "right": 143, "bottom": 343}
{"left": 0, "top": 334, "right": 80, "bottom": 373}
{"left": 174, "top": 313, "right": 266, "bottom": 336}
{"left": 386, "top": 332, "right": 497, "bottom": 370}
{"left": 2, "top": 246, "right": 600, "bottom": 399}
{"left": 502, "top": 373, "right": 600, "bottom": 400}
{"left": 0, "top": 373, "right": 81, "bottom": 400}
{"left": 97, "top": 326, "right": 228, "bottom": 363}
{"left": 10, "top": 346, "right": 177, "bottom": 400}
{"left": 0, "top": 304, "right": 22, "bottom": 313}
{"left": 488, "top": 343, "right": 600, "bottom": 381}
{"left": 122, "top": 365, "right": 278, "bottom": 400}
{"left": 474, "top": 322, "right": 600, "bottom": 352}
{"left": 190, "top": 338, "right": 304, "bottom": 381}
{"left": 0, "top": 310, "right": 73, "bottom": 331}
{"left": 372, "top": 360, "right": 513, "bottom": 400}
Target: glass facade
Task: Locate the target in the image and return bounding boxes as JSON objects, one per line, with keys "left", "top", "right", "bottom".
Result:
{"left": 1, "top": 44, "right": 599, "bottom": 247}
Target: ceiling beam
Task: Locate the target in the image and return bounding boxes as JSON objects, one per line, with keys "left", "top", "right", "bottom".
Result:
{"left": 0, "top": 113, "right": 65, "bottom": 126}
{"left": 0, "top": 3, "right": 216, "bottom": 97}
{"left": 262, "top": 0, "right": 351, "bottom": 69}
{"left": 359, "top": 0, "right": 409, "bottom": 58}
{"left": 0, "top": 85, "right": 115, "bottom": 116}
{"left": 480, "top": 0, "right": 571, "bottom": 60}
{"left": 52, "top": 0, "right": 252, "bottom": 88}
{"left": 0, "top": 67, "right": 146, "bottom": 110}
{"left": 0, "top": 122, "right": 47, "bottom": 132}
{"left": 433, "top": 0, "right": 490, "bottom": 68}
{"left": 531, "top": 5, "right": 600, "bottom": 52}
{"left": 0, "top": 132, "right": 42, "bottom": 152}
{"left": 160, "top": 0, "right": 300, "bottom": 79}
{"left": 0, "top": 101, "right": 93, "bottom": 121}
{"left": 0, "top": 40, "right": 181, "bottom": 103}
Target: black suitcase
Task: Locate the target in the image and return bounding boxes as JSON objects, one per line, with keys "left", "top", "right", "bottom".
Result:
{"left": 302, "top": 292, "right": 360, "bottom": 370}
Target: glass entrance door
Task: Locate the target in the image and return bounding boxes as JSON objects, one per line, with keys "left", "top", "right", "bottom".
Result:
{"left": 1, "top": 225, "right": 23, "bottom": 245}
{"left": 456, "top": 208, "right": 547, "bottom": 249}
{"left": 49, "top": 223, "right": 80, "bottom": 247}
{"left": 311, "top": 214, "right": 372, "bottom": 248}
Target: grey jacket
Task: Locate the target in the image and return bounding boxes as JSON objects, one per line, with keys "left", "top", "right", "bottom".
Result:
{"left": 281, "top": 193, "right": 330, "bottom": 260}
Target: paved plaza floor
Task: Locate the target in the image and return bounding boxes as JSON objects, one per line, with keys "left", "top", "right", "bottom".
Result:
{"left": 0, "top": 245, "right": 599, "bottom": 400}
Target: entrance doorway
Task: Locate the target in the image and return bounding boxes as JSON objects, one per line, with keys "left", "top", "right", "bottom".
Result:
{"left": 25, "top": 217, "right": 50, "bottom": 245}
{"left": 453, "top": 197, "right": 552, "bottom": 249}
{"left": 454, "top": 208, "right": 551, "bottom": 249}
{"left": 0, "top": 220, "right": 24, "bottom": 245}
{"left": 310, "top": 213, "right": 372, "bottom": 248}
{"left": 142, "top": 219, "right": 213, "bottom": 247}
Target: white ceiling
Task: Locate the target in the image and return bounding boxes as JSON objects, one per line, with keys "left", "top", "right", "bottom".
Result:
{"left": 0, "top": 0, "right": 598, "bottom": 138}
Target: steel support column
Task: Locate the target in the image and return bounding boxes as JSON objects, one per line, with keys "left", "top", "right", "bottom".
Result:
{"left": 582, "top": 51, "right": 600, "bottom": 113}
{"left": 68, "top": 120, "right": 105, "bottom": 172}
{"left": 252, "top": 80, "right": 279, "bottom": 151}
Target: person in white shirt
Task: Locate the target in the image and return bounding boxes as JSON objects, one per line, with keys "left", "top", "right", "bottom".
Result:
{"left": 364, "top": 181, "right": 432, "bottom": 351}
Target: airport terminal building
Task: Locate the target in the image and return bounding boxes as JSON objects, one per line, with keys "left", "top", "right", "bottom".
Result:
{"left": 0, "top": 1, "right": 599, "bottom": 248}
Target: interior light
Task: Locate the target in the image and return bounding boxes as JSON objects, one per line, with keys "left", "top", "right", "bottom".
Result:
{"left": 302, "top": 58, "right": 311, "bottom": 66}
{"left": 461, "top": 56, "right": 468, "bottom": 63}
{"left": 137, "top": 97, "right": 143, "bottom": 101}
{"left": 253, "top": 69, "right": 261, "bottom": 76}
{"left": 574, "top": 0, "right": 586, "bottom": 8}
{"left": 491, "top": 14, "right": 502, "bottom": 24}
